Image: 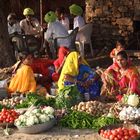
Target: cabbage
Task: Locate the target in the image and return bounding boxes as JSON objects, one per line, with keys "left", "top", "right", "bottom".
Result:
{"left": 127, "top": 94, "right": 139, "bottom": 107}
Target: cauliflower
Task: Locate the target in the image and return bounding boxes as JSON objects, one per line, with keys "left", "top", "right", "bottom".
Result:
{"left": 127, "top": 94, "right": 139, "bottom": 107}
{"left": 39, "top": 114, "right": 50, "bottom": 123}
{"left": 15, "top": 115, "right": 27, "bottom": 127}
{"left": 48, "top": 114, "right": 54, "bottom": 119}
{"left": 31, "top": 109, "right": 41, "bottom": 114}
{"left": 26, "top": 115, "right": 39, "bottom": 126}
{"left": 43, "top": 106, "right": 54, "bottom": 115}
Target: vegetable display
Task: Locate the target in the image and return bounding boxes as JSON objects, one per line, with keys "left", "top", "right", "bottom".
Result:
{"left": 15, "top": 93, "right": 54, "bottom": 108}
{"left": 119, "top": 106, "right": 140, "bottom": 121}
{"left": 127, "top": 94, "right": 139, "bottom": 107}
{"left": 0, "top": 108, "right": 19, "bottom": 123}
{"left": 60, "top": 110, "right": 120, "bottom": 130}
{"left": 71, "top": 101, "right": 111, "bottom": 117}
{"left": 55, "top": 85, "right": 82, "bottom": 109}
{"left": 15, "top": 106, "right": 55, "bottom": 127}
{"left": 0, "top": 97, "right": 24, "bottom": 108}
{"left": 99, "top": 127, "right": 138, "bottom": 140}
{"left": 122, "top": 94, "right": 140, "bottom": 107}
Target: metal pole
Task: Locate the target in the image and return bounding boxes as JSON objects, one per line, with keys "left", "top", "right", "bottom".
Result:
{"left": 40, "top": 0, "right": 43, "bottom": 25}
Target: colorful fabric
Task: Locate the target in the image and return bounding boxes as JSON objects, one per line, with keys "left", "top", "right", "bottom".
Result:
{"left": 31, "top": 58, "right": 54, "bottom": 76}
{"left": 44, "top": 11, "right": 57, "bottom": 23}
{"left": 8, "top": 64, "right": 36, "bottom": 93}
{"left": 69, "top": 4, "right": 83, "bottom": 16}
{"left": 58, "top": 52, "right": 100, "bottom": 98}
{"left": 102, "top": 62, "right": 140, "bottom": 96}
{"left": 53, "top": 46, "right": 70, "bottom": 70}
{"left": 76, "top": 64, "right": 100, "bottom": 98}
{"left": 58, "top": 52, "right": 82, "bottom": 90}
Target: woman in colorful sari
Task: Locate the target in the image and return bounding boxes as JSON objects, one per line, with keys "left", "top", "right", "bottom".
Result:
{"left": 101, "top": 51, "right": 140, "bottom": 98}
{"left": 8, "top": 52, "right": 36, "bottom": 94}
{"left": 58, "top": 51, "right": 100, "bottom": 99}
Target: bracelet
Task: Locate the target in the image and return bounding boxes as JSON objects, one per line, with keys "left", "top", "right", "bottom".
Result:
{"left": 74, "top": 79, "right": 77, "bottom": 84}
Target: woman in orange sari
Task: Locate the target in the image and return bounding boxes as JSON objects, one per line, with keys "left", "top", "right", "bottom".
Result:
{"left": 8, "top": 52, "right": 36, "bottom": 94}
{"left": 101, "top": 51, "right": 140, "bottom": 98}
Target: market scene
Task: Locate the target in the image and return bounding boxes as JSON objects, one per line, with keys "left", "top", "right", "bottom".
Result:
{"left": 1, "top": 0, "right": 140, "bottom": 139}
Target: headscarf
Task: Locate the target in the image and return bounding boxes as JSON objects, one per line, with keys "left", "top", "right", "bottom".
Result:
{"left": 23, "top": 8, "right": 34, "bottom": 16}
{"left": 58, "top": 51, "right": 88, "bottom": 91}
{"left": 69, "top": 4, "right": 83, "bottom": 16}
{"left": 44, "top": 11, "right": 57, "bottom": 23}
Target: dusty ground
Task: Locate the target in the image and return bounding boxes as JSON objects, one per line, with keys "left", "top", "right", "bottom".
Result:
{"left": 0, "top": 127, "right": 104, "bottom": 140}
{"left": 0, "top": 51, "right": 140, "bottom": 140}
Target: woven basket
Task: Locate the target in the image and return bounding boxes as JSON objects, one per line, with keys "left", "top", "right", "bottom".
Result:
{"left": 17, "top": 118, "right": 56, "bottom": 134}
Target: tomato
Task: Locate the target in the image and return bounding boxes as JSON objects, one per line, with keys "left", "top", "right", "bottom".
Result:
{"left": 109, "top": 134, "right": 115, "bottom": 140}
{"left": 130, "top": 134, "right": 137, "bottom": 139}
{"left": 117, "top": 134, "right": 122, "bottom": 139}
{"left": 111, "top": 129, "right": 118, "bottom": 136}
{"left": 100, "top": 129, "right": 104, "bottom": 133}
{"left": 5, "top": 118, "right": 10, "bottom": 123}
{"left": 114, "top": 137, "right": 119, "bottom": 140}
{"left": 124, "top": 136, "right": 129, "bottom": 140}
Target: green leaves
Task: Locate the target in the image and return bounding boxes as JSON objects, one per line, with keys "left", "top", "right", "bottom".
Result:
{"left": 60, "top": 110, "right": 120, "bottom": 130}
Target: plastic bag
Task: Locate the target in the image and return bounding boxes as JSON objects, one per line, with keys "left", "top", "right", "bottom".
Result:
{"left": 0, "top": 78, "right": 9, "bottom": 88}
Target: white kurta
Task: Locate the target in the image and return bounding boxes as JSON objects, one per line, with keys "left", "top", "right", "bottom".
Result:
{"left": 44, "top": 21, "right": 70, "bottom": 48}
{"left": 73, "top": 16, "right": 85, "bottom": 29}
{"left": 8, "top": 22, "right": 21, "bottom": 35}
{"left": 60, "top": 16, "right": 70, "bottom": 30}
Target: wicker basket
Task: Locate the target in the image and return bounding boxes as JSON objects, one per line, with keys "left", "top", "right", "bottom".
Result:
{"left": 17, "top": 118, "right": 56, "bottom": 134}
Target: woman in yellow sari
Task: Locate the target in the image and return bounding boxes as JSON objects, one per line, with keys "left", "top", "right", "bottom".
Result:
{"left": 58, "top": 51, "right": 100, "bottom": 98}
{"left": 8, "top": 52, "right": 36, "bottom": 94}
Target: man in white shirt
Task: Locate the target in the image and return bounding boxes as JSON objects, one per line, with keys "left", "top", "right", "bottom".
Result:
{"left": 44, "top": 11, "right": 70, "bottom": 72}
{"left": 7, "top": 13, "right": 23, "bottom": 59}
{"left": 69, "top": 4, "right": 85, "bottom": 29}
{"left": 55, "top": 7, "right": 70, "bottom": 30}
{"left": 20, "top": 8, "right": 42, "bottom": 38}
{"left": 7, "top": 13, "right": 21, "bottom": 35}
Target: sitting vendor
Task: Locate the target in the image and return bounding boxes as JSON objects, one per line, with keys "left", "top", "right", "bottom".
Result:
{"left": 101, "top": 51, "right": 140, "bottom": 97}
{"left": 8, "top": 52, "right": 36, "bottom": 94}
{"left": 58, "top": 51, "right": 100, "bottom": 99}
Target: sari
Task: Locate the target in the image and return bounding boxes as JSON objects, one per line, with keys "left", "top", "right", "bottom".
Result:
{"left": 102, "top": 61, "right": 140, "bottom": 96}
{"left": 8, "top": 64, "right": 36, "bottom": 93}
{"left": 58, "top": 51, "right": 100, "bottom": 97}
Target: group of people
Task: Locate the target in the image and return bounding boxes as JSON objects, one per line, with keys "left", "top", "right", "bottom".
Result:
{"left": 6, "top": 4, "right": 140, "bottom": 100}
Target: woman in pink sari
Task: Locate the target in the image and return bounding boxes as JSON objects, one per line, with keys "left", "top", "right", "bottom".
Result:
{"left": 101, "top": 51, "right": 140, "bottom": 98}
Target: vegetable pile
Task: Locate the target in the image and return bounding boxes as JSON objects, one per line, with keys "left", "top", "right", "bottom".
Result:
{"left": 55, "top": 85, "right": 82, "bottom": 109}
{"left": 0, "top": 97, "right": 24, "bottom": 108}
{"left": 15, "top": 93, "right": 55, "bottom": 108}
{"left": 119, "top": 106, "right": 140, "bottom": 121}
{"left": 15, "top": 106, "right": 55, "bottom": 127}
{"left": 71, "top": 101, "right": 111, "bottom": 116}
{"left": 99, "top": 127, "right": 138, "bottom": 140}
{"left": 0, "top": 108, "right": 19, "bottom": 123}
{"left": 60, "top": 110, "right": 120, "bottom": 130}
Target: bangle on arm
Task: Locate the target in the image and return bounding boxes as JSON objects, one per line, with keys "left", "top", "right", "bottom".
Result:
{"left": 74, "top": 79, "right": 77, "bottom": 84}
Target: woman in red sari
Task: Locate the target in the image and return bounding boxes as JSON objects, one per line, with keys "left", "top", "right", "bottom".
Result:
{"left": 101, "top": 51, "right": 140, "bottom": 97}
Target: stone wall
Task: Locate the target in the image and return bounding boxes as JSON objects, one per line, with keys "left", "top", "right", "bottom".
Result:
{"left": 85, "top": 0, "right": 140, "bottom": 50}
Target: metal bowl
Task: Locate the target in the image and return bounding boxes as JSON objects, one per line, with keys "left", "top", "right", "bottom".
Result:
{"left": 17, "top": 118, "right": 56, "bottom": 134}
